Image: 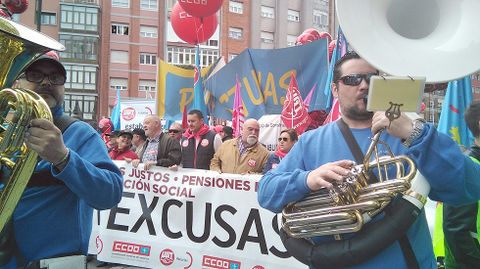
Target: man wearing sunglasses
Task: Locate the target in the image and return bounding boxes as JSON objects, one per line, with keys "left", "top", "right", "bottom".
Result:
{"left": 167, "top": 122, "right": 184, "bottom": 141}
{"left": 258, "top": 51, "right": 480, "bottom": 269}
{"left": 0, "top": 52, "right": 123, "bottom": 268}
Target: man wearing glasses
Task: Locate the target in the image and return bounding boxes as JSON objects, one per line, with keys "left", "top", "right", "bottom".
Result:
{"left": 167, "top": 122, "right": 183, "bottom": 141}
{"left": 0, "top": 52, "right": 123, "bottom": 268}
{"left": 258, "top": 51, "right": 480, "bottom": 269}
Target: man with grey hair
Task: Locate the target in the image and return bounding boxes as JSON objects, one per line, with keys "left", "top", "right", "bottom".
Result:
{"left": 210, "top": 118, "right": 269, "bottom": 174}
{"left": 130, "top": 115, "right": 181, "bottom": 170}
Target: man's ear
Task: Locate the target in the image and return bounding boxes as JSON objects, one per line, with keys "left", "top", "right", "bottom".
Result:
{"left": 331, "top": 82, "right": 339, "bottom": 98}
{"left": 12, "top": 79, "right": 20, "bottom": 88}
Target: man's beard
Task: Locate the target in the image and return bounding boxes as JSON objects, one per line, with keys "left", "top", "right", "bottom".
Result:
{"left": 342, "top": 106, "right": 373, "bottom": 121}
{"left": 246, "top": 135, "right": 258, "bottom": 146}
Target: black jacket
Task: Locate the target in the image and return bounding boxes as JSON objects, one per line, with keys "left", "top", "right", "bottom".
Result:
{"left": 139, "top": 133, "right": 181, "bottom": 167}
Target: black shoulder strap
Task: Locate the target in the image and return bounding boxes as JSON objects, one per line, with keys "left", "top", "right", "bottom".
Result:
{"left": 336, "top": 118, "right": 364, "bottom": 164}
{"left": 337, "top": 118, "right": 420, "bottom": 269}
{"left": 54, "top": 114, "right": 79, "bottom": 133}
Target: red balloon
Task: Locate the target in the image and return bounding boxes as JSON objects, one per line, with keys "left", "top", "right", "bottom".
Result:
{"left": 328, "top": 39, "right": 336, "bottom": 61}
{"left": 318, "top": 31, "right": 332, "bottom": 44}
{"left": 4, "top": 0, "right": 28, "bottom": 14}
{"left": 171, "top": 3, "right": 218, "bottom": 45}
{"left": 296, "top": 28, "right": 332, "bottom": 46}
{"left": 178, "top": 0, "right": 223, "bottom": 18}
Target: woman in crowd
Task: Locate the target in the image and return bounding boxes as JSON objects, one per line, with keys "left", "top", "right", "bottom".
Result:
{"left": 263, "top": 128, "right": 298, "bottom": 173}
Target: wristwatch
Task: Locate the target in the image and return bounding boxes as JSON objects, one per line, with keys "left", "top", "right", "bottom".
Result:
{"left": 402, "top": 118, "right": 426, "bottom": 148}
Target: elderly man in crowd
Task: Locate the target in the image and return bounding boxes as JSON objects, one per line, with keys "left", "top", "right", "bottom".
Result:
{"left": 210, "top": 118, "right": 269, "bottom": 174}
{"left": 130, "top": 115, "right": 181, "bottom": 170}
{"left": 131, "top": 128, "right": 147, "bottom": 156}
{"left": 167, "top": 122, "right": 184, "bottom": 141}
{"left": 109, "top": 130, "right": 138, "bottom": 161}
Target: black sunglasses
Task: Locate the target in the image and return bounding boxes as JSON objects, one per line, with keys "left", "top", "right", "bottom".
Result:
{"left": 168, "top": 129, "right": 180, "bottom": 134}
{"left": 338, "top": 73, "right": 378, "bottom": 86}
{"left": 24, "top": 70, "right": 66, "bottom": 85}
{"left": 278, "top": 137, "right": 289, "bottom": 142}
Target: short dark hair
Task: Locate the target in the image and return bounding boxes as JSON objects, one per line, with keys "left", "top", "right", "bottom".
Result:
{"left": 132, "top": 128, "right": 147, "bottom": 140}
{"left": 465, "top": 100, "right": 480, "bottom": 138}
{"left": 280, "top": 128, "right": 299, "bottom": 142}
{"left": 223, "top": 126, "right": 233, "bottom": 137}
{"left": 333, "top": 51, "right": 363, "bottom": 84}
{"left": 188, "top": 109, "right": 204, "bottom": 120}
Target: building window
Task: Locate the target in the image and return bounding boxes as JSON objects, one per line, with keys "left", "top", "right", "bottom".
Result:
{"left": 205, "top": 39, "right": 219, "bottom": 47}
{"left": 110, "top": 78, "right": 128, "bottom": 91}
{"left": 287, "top": 35, "right": 297, "bottom": 47}
{"left": 112, "top": 0, "right": 129, "bottom": 8}
{"left": 140, "top": 53, "right": 157, "bottom": 65}
{"left": 228, "top": 53, "right": 238, "bottom": 62}
{"left": 313, "top": 9, "right": 328, "bottom": 28}
{"left": 288, "top": 9, "right": 300, "bottom": 22}
{"left": 64, "top": 64, "right": 98, "bottom": 90}
{"left": 261, "top": 31, "right": 274, "bottom": 44}
{"left": 60, "top": 4, "right": 99, "bottom": 32}
{"left": 261, "top": 6, "right": 275, "bottom": 19}
{"left": 111, "top": 50, "right": 129, "bottom": 64}
{"left": 63, "top": 94, "right": 97, "bottom": 121}
{"left": 111, "top": 23, "right": 129, "bottom": 35}
{"left": 140, "top": 0, "right": 157, "bottom": 10}
{"left": 140, "top": 25, "right": 158, "bottom": 38}
{"left": 229, "top": 1, "right": 243, "bottom": 14}
{"left": 59, "top": 34, "right": 99, "bottom": 61}
{"left": 228, "top": 27, "right": 243, "bottom": 40}
{"left": 41, "top": 12, "right": 56, "bottom": 25}
{"left": 167, "top": 47, "right": 219, "bottom": 67}
{"left": 139, "top": 80, "right": 157, "bottom": 93}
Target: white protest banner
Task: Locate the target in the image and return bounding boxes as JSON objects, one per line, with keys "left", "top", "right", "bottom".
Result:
{"left": 89, "top": 162, "right": 304, "bottom": 269}
{"left": 258, "top": 115, "right": 285, "bottom": 152}
{"left": 120, "top": 100, "right": 156, "bottom": 130}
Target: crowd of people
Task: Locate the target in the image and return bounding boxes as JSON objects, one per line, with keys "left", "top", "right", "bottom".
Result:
{"left": 101, "top": 110, "right": 296, "bottom": 176}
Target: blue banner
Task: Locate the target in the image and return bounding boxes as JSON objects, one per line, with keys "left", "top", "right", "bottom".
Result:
{"left": 437, "top": 76, "right": 474, "bottom": 148}
{"left": 204, "top": 39, "right": 329, "bottom": 120}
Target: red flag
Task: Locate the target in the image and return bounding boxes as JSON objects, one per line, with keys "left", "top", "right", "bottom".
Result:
{"left": 182, "top": 105, "right": 188, "bottom": 129}
{"left": 323, "top": 98, "right": 341, "bottom": 125}
{"left": 281, "top": 73, "right": 311, "bottom": 134}
{"left": 232, "top": 75, "right": 244, "bottom": 137}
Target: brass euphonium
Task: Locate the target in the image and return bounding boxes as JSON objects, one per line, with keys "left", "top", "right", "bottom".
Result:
{"left": 282, "top": 129, "right": 418, "bottom": 238}
{"left": 0, "top": 16, "right": 65, "bottom": 235}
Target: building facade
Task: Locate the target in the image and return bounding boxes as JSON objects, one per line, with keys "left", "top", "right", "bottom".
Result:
{"left": 14, "top": 0, "right": 333, "bottom": 123}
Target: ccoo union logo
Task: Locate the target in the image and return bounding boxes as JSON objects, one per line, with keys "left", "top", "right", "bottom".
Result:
{"left": 122, "top": 107, "right": 136, "bottom": 121}
{"left": 202, "top": 255, "right": 241, "bottom": 269}
{"left": 112, "top": 241, "right": 151, "bottom": 256}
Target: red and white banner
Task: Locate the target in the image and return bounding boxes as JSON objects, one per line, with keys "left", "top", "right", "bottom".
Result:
{"left": 281, "top": 73, "right": 311, "bottom": 134}
{"left": 89, "top": 162, "right": 304, "bottom": 269}
{"left": 120, "top": 100, "right": 156, "bottom": 130}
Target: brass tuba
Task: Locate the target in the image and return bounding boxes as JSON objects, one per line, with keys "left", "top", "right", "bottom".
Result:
{"left": 282, "top": 130, "right": 419, "bottom": 238}
{"left": 0, "top": 16, "right": 65, "bottom": 235}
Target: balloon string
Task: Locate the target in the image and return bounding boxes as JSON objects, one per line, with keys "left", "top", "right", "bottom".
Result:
{"left": 193, "top": 16, "right": 205, "bottom": 45}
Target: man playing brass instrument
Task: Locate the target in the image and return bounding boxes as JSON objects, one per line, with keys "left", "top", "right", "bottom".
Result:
{"left": 258, "top": 52, "right": 480, "bottom": 269}
{"left": 0, "top": 53, "right": 123, "bottom": 268}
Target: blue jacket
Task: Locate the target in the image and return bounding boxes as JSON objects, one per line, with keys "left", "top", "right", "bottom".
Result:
{"left": 258, "top": 122, "right": 480, "bottom": 269}
{"left": 2, "top": 115, "right": 123, "bottom": 266}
